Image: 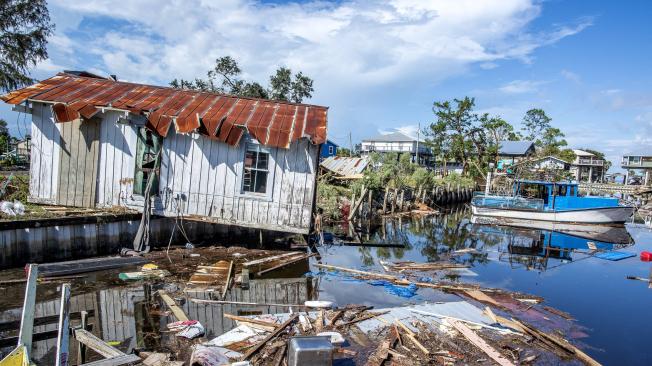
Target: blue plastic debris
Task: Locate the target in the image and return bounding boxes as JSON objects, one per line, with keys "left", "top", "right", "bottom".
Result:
{"left": 367, "top": 280, "right": 418, "bottom": 298}
{"left": 594, "top": 251, "right": 636, "bottom": 261}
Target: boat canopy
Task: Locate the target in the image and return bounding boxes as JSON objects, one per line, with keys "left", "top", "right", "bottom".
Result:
{"left": 513, "top": 180, "right": 618, "bottom": 210}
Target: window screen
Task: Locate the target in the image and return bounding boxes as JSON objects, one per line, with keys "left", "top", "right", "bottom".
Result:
{"left": 242, "top": 144, "right": 269, "bottom": 194}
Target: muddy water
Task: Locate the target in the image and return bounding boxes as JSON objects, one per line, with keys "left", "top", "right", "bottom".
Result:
{"left": 0, "top": 205, "right": 650, "bottom": 365}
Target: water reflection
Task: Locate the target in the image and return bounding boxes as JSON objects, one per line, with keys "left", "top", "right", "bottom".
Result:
{"left": 0, "top": 275, "right": 315, "bottom": 365}
{"left": 469, "top": 216, "right": 634, "bottom": 271}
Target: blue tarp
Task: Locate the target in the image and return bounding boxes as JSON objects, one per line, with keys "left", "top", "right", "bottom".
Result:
{"left": 594, "top": 251, "right": 636, "bottom": 261}
{"left": 367, "top": 280, "right": 418, "bottom": 298}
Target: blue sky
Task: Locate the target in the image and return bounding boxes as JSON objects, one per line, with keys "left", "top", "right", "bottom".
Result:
{"left": 2, "top": 0, "right": 651, "bottom": 172}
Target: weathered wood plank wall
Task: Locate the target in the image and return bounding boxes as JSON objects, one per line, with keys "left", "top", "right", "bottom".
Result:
{"left": 28, "top": 103, "right": 61, "bottom": 204}
{"left": 56, "top": 118, "right": 100, "bottom": 207}
{"left": 28, "top": 103, "right": 319, "bottom": 234}
{"left": 156, "top": 131, "right": 318, "bottom": 234}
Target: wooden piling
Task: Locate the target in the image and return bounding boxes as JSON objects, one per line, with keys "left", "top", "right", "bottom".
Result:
{"left": 382, "top": 187, "right": 389, "bottom": 213}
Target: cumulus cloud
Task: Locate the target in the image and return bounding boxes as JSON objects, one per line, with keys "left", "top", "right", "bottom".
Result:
{"left": 47, "top": 0, "right": 589, "bottom": 89}
{"left": 35, "top": 0, "right": 592, "bottom": 141}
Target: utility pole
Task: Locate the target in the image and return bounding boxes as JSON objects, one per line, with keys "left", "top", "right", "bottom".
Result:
{"left": 415, "top": 122, "right": 420, "bottom": 165}
{"left": 348, "top": 132, "right": 353, "bottom": 157}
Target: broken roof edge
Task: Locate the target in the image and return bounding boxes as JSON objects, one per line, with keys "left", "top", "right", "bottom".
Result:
{"left": 0, "top": 71, "right": 329, "bottom": 110}
{"left": 1, "top": 72, "right": 329, "bottom": 149}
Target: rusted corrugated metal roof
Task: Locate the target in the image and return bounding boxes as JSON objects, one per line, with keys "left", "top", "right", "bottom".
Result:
{"left": 320, "top": 156, "right": 369, "bottom": 178}
{"left": 1, "top": 73, "right": 328, "bottom": 148}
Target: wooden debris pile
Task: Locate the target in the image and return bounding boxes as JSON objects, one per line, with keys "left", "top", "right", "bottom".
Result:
{"left": 184, "top": 249, "right": 313, "bottom": 297}
{"left": 381, "top": 260, "right": 469, "bottom": 272}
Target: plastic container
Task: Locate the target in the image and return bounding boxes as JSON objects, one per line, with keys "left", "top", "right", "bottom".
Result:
{"left": 641, "top": 251, "right": 652, "bottom": 261}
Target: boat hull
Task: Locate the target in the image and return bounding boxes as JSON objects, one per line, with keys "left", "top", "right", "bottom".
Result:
{"left": 471, "top": 204, "right": 634, "bottom": 224}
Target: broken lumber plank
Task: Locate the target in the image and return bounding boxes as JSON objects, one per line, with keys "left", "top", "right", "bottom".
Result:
{"left": 242, "top": 252, "right": 299, "bottom": 267}
{"left": 55, "top": 283, "right": 71, "bottom": 366}
{"left": 18, "top": 264, "right": 38, "bottom": 352}
{"left": 80, "top": 354, "right": 141, "bottom": 366}
{"left": 450, "top": 320, "right": 515, "bottom": 366}
{"left": 328, "top": 310, "right": 345, "bottom": 326}
{"left": 221, "top": 261, "right": 234, "bottom": 300}
{"left": 464, "top": 289, "right": 500, "bottom": 306}
{"left": 511, "top": 319, "right": 601, "bottom": 366}
{"left": 241, "top": 313, "right": 299, "bottom": 361}
{"left": 39, "top": 257, "right": 148, "bottom": 277}
{"left": 157, "top": 290, "right": 189, "bottom": 322}
{"left": 313, "top": 263, "right": 486, "bottom": 292}
{"left": 337, "top": 311, "right": 390, "bottom": 327}
{"left": 542, "top": 305, "right": 574, "bottom": 320}
{"left": 394, "top": 319, "right": 429, "bottom": 355}
{"left": 255, "top": 254, "right": 315, "bottom": 276}
{"left": 190, "top": 298, "right": 306, "bottom": 307}
{"left": 74, "top": 329, "right": 123, "bottom": 358}
{"left": 224, "top": 313, "right": 279, "bottom": 332}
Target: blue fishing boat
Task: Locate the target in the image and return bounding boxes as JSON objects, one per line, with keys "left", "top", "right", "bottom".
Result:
{"left": 471, "top": 180, "right": 634, "bottom": 224}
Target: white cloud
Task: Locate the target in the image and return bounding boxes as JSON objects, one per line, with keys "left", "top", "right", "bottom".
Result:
{"left": 35, "top": 0, "right": 592, "bottom": 143}
{"left": 560, "top": 69, "right": 580, "bottom": 83}
{"left": 47, "top": 0, "right": 589, "bottom": 90}
{"left": 499, "top": 79, "right": 547, "bottom": 94}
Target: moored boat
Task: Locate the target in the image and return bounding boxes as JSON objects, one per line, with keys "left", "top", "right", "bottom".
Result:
{"left": 471, "top": 180, "right": 634, "bottom": 225}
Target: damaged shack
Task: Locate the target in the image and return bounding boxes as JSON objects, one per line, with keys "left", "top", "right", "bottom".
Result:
{"left": 1, "top": 72, "right": 328, "bottom": 234}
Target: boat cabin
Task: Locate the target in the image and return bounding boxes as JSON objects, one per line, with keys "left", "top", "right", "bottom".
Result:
{"left": 513, "top": 180, "right": 618, "bottom": 210}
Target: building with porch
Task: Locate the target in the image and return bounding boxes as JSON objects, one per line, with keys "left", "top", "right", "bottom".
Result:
{"left": 622, "top": 153, "right": 652, "bottom": 185}
{"left": 360, "top": 131, "right": 433, "bottom": 166}
{"left": 1, "top": 72, "right": 328, "bottom": 234}
{"left": 570, "top": 149, "right": 605, "bottom": 183}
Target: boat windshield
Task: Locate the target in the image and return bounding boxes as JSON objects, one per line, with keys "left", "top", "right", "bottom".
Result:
{"left": 515, "top": 183, "right": 550, "bottom": 205}
{"left": 472, "top": 195, "right": 545, "bottom": 211}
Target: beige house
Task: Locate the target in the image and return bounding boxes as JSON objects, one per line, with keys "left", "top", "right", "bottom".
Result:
{"left": 570, "top": 149, "right": 605, "bottom": 183}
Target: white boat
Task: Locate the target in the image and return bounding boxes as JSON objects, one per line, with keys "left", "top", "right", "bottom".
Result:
{"left": 471, "top": 180, "right": 634, "bottom": 225}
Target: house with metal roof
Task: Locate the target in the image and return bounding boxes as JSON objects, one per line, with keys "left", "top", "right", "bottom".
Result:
{"left": 496, "top": 140, "right": 535, "bottom": 171}
{"left": 360, "top": 131, "right": 433, "bottom": 166}
{"left": 1, "top": 72, "right": 328, "bottom": 234}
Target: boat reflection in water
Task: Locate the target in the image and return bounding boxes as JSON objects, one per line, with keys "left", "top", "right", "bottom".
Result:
{"left": 470, "top": 216, "right": 634, "bottom": 271}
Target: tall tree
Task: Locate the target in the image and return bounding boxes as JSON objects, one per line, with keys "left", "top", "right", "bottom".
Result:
{"left": 539, "top": 127, "right": 567, "bottom": 156}
{"left": 427, "top": 97, "right": 478, "bottom": 175}
{"left": 171, "top": 56, "right": 314, "bottom": 103}
{"left": 521, "top": 108, "right": 551, "bottom": 144}
{"left": 480, "top": 115, "right": 519, "bottom": 164}
{"left": 0, "top": 0, "right": 54, "bottom": 92}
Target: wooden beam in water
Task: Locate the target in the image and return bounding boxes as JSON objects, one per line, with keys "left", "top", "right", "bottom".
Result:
{"left": 55, "top": 283, "right": 71, "bottom": 366}
{"left": 18, "top": 264, "right": 38, "bottom": 354}
{"left": 157, "top": 290, "right": 189, "bottom": 322}
{"left": 79, "top": 354, "right": 142, "bottom": 366}
{"left": 74, "top": 329, "right": 123, "bottom": 359}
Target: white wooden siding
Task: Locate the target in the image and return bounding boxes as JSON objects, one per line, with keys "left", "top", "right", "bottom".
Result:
{"left": 26, "top": 103, "right": 318, "bottom": 234}
{"left": 96, "top": 112, "right": 137, "bottom": 208}
{"left": 28, "top": 103, "right": 61, "bottom": 204}
{"left": 157, "top": 131, "right": 318, "bottom": 234}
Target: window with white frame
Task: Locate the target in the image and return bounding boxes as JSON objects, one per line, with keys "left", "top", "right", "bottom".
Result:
{"left": 328, "top": 145, "right": 334, "bottom": 154}
{"left": 242, "top": 144, "right": 269, "bottom": 194}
